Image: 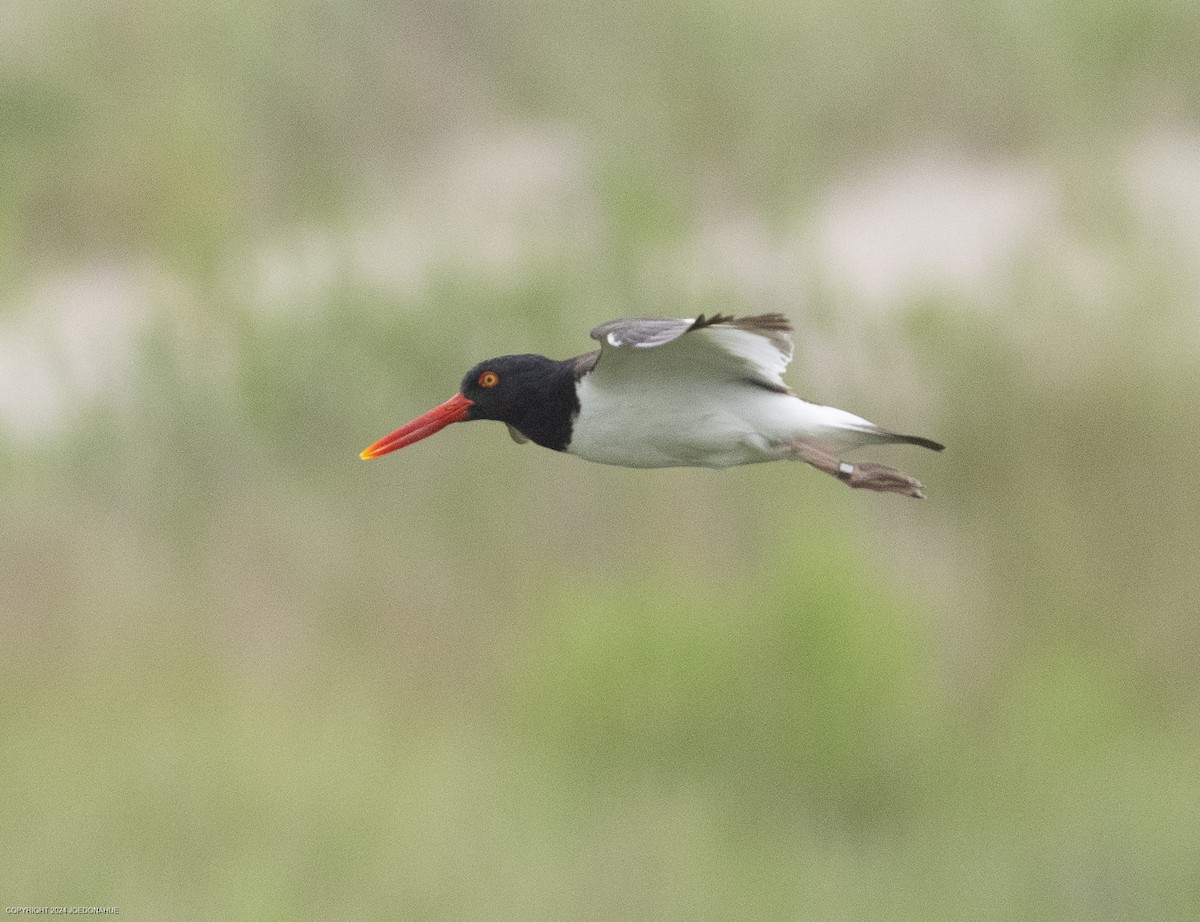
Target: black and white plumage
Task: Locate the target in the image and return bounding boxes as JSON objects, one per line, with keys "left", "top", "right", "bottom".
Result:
{"left": 361, "top": 313, "right": 943, "bottom": 497}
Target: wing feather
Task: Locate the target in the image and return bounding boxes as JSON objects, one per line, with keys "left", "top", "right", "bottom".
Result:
{"left": 587, "top": 313, "right": 795, "bottom": 391}
{"left": 590, "top": 317, "right": 698, "bottom": 348}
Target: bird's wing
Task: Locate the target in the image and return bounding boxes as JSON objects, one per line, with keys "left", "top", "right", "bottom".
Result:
{"left": 587, "top": 313, "right": 795, "bottom": 392}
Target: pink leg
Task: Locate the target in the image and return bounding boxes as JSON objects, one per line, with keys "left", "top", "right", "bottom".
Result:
{"left": 784, "top": 439, "right": 927, "bottom": 499}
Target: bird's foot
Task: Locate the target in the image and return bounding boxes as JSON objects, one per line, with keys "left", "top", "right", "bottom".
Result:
{"left": 784, "top": 440, "right": 926, "bottom": 499}
{"left": 836, "top": 460, "right": 926, "bottom": 499}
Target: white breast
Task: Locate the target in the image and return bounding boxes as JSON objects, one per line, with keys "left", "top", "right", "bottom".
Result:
{"left": 568, "top": 376, "right": 868, "bottom": 469}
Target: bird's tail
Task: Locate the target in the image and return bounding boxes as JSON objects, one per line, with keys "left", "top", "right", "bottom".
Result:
{"left": 857, "top": 428, "right": 945, "bottom": 452}
{"left": 790, "top": 401, "right": 944, "bottom": 453}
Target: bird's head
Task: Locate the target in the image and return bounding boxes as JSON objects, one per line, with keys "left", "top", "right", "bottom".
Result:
{"left": 359, "top": 354, "right": 559, "bottom": 459}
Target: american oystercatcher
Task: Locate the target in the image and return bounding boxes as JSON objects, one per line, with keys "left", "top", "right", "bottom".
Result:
{"left": 361, "top": 314, "right": 944, "bottom": 497}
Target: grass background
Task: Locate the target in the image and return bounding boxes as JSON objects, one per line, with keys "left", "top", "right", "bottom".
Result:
{"left": 3, "top": 0, "right": 1200, "bottom": 918}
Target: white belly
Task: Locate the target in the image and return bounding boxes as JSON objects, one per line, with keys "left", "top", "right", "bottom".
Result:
{"left": 567, "top": 377, "right": 875, "bottom": 469}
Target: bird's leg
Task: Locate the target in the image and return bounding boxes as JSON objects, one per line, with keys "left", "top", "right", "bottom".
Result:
{"left": 783, "top": 439, "right": 926, "bottom": 499}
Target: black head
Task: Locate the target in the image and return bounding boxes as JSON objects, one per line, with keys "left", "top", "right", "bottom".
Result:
{"left": 460, "top": 354, "right": 561, "bottom": 422}
{"left": 460, "top": 353, "right": 579, "bottom": 450}
{"left": 361, "top": 352, "right": 579, "bottom": 459}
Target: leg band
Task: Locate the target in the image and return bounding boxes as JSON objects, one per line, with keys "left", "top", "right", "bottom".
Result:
{"left": 837, "top": 462, "right": 855, "bottom": 481}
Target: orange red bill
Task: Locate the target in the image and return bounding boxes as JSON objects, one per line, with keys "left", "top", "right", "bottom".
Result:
{"left": 360, "top": 393, "right": 473, "bottom": 459}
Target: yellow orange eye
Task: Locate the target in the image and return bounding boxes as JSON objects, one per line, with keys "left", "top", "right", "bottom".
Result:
{"left": 478, "top": 371, "right": 499, "bottom": 388}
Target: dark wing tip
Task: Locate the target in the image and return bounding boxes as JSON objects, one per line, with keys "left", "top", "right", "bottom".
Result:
{"left": 740, "top": 312, "right": 793, "bottom": 333}
{"left": 687, "top": 312, "right": 735, "bottom": 331}
{"left": 594, "top": 312, "right": 794, "bottom": 340}
{"left": 688, "top": 312, "right": 793, "bottom": 335}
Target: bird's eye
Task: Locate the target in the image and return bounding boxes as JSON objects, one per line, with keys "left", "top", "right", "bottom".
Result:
{"left": 478, "top": 371, "right": 499, "bottom": 388}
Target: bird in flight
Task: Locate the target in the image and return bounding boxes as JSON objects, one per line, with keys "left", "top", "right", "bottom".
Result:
{"left": 361, "top": 314, "right": 943, "bottom": 497}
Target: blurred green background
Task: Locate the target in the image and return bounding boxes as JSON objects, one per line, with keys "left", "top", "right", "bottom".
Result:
{"left": 3, "top": 0, "right": 1200, "bottom": 918}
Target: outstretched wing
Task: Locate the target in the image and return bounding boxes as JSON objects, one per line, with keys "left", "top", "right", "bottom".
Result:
{"left": 587, "top": 312, "right": 795, "bottom": 392}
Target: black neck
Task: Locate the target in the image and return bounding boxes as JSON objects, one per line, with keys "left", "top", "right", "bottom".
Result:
{"left": 504, "top": 357, "right": 581, "bottom": 452}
